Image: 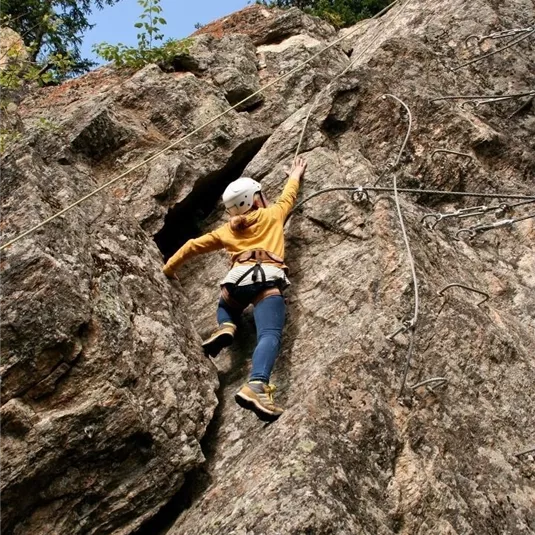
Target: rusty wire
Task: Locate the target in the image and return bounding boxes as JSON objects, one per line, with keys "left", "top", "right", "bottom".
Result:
{"left": 515, "top": 446, "right": 535, "bottom": 457}
{"left": 431, "top": 149, "right": 474, "bottom": 161}
{"left": 438, "top": 283, "right": 489, "bottom": 306}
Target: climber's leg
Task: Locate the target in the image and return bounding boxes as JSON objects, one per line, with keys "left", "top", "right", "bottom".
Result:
{"left": 202, "top": 289, "right": 242, "bottom": 357}
{"left": 235, "top": 293, "right": 286, "bottom": 421}
{"left": 250, "top": 294, "right": 286, "bottom": 383}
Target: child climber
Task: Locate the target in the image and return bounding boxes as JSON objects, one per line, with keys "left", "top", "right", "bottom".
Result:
{"left": 162, "top": 157, "right": 307, "bottom": 422}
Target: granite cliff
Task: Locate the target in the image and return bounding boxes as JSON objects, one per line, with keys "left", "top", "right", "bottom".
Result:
{"left": 1, "top": 1, "right": 534, "bottom": 534}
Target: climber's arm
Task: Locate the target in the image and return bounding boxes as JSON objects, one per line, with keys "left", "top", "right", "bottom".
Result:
{"left": 163, "top": 231, "right": 223, "bottom": 277}
{"left": 271, "top": 157, "right": 307, "bottom": 221}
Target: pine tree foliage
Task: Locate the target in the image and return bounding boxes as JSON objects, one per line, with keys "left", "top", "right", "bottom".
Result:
{"left": 0, "top": 0, "right": 121, "bottom": 75}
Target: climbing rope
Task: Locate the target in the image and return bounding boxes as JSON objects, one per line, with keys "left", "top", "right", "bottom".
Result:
{"left": 0, "top": 0, "right": 403, "bottom": 253}
{"left": 293, "top": 0, "right": 414, "bottom": 163}
{"left": 453, "top": 28, "right": 535, "bottom": 71}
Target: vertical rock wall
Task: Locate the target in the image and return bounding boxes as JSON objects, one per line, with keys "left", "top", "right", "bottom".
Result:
{"left": 1, "top": 1, "right": 534, "bottom": 534}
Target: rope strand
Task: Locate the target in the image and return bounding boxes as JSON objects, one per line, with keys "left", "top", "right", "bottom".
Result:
{"left": 0, "top": 2, "right": 401, "bottom": 253}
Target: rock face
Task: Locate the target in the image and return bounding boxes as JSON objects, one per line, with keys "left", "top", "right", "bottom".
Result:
{"left": 1, "top": 2, "right": 534, "bottom": 535}
{"left": 0, "top": 27, "right": 28, "bottom": 71}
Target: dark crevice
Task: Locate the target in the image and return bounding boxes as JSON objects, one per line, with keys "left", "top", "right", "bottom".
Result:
{"left": 133, "top": 385, "right": 226, "bottom": 535}
{"left": 154, "top": 135, "right": 269, "bottom": 260}
{"left": 224, "top": 89, "right": 264, "bottom": 112}
{"left": 255, "top": 31, "right": 295, "bottom": 47}
{"left": 244, "top": 99, "right": 264, "bottom": 113}
{"left": 132, "top": 315, "right": 259, "bottom": 534}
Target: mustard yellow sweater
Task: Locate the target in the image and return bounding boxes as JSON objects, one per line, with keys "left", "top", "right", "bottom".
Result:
{"left": 163, "top": 178, "right": 300, "bottom": 275}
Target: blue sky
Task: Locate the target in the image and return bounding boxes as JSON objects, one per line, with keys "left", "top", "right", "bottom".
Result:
{"left": 81, "top": 0, "right": 250, "bottom": 65}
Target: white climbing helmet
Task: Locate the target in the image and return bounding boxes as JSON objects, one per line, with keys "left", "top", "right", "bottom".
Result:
{"left": 222, "top": 177, "right": 262, "bottom": 216}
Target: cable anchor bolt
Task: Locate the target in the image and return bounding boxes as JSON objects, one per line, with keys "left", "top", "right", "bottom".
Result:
{"left": 350, "top": 186, "right": 369, "bottom": 203}
{"left": 386, "top": 317, "right": 415, "bottom": 341}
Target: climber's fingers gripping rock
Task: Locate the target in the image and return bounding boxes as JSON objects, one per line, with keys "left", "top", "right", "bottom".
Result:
{"left": 291, "top": 157, "right": 307, "bottom": 180}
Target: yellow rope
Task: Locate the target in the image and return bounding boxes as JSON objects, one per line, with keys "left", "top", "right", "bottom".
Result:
{"left": 1, "top": 1, "right": 401, "bottom": 252}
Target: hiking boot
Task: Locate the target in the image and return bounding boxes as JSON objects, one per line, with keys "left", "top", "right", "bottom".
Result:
{"left": 235, "top": 381, "right": 284, "bottom": 422}
{"left": 202, "top": 322, "right": 236, "bottom": 357}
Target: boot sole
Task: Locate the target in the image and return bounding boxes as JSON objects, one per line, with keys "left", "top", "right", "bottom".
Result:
{"left": 202, "top": 333, "right": 233, "bottom": 358}
{"left": 235, "top": 392, "right": 282, "bottom": 423}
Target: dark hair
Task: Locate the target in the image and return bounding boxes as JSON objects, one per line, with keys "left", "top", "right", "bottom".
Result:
{"left": 230, "top": 215, "right": 248, "bottom": 232}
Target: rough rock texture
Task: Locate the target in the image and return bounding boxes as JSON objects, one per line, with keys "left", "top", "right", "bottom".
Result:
{"left": 0, "top": 27, "right": 28, "bottom": 70}
{"left": 1, "top": 1, "right": 534, "bottom": 535}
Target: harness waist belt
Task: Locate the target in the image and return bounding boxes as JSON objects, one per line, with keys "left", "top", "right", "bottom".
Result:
{"left": 233, "top": 249, "right": 284, "bottom": 265}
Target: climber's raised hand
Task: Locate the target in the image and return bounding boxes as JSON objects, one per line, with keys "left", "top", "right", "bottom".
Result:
{"left": 290, "top": 157, "right": 307, "bottom": 180}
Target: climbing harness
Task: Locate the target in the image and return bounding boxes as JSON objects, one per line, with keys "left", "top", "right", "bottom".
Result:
{"left": 234, "top": 261, "right": 267, "bottom": 286}
{"left": 455, "top": 212, "right": 535, "bottom": 240}
{"left": 231, "top": 249, "right": 285, "bottom": 285}
{"left": 233, "top": 249, "right": 285, "bottom": 266}
{"left": 0, "top": 0, "right": 403, "bottom": 253}
{"left": 221, "top": 249, "right": 286, "bottom": 308}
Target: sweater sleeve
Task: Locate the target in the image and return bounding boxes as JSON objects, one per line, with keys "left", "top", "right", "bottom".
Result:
{"left": 163, "top": 231, "right": 223, "bottom": 275}
{"left": 270, "top": 177, "right": 300, "bottom": 222}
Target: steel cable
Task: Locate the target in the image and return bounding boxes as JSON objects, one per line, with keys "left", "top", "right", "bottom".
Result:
{"left": 453, "top": 28, "right": 535, "bottom": 71}
{"left": 292, "top": 186, "right": 535, "bottom": 213}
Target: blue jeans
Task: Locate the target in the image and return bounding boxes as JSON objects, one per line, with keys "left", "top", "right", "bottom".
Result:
{"left": 217, "top": 283, "right": 286, "bottom": 383}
